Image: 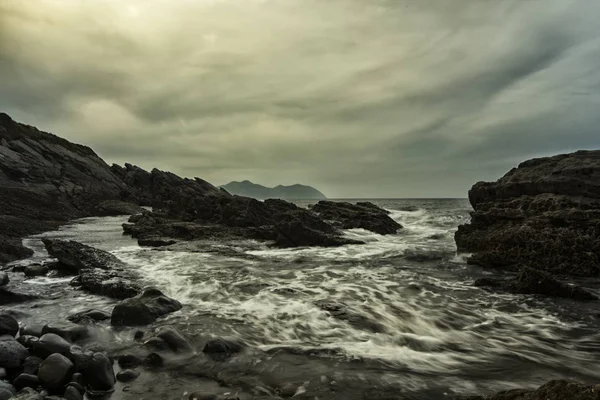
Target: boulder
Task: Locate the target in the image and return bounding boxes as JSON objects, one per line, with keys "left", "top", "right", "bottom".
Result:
{"left": 311, "top": 201, "right": 402, "bottom": 234}
{"left": 23, "top": 265, "right": 48, "bottom": 278}
{"left": 37, "top": 353, "right": 74, "bottom": 392}
{"left": 67, "top": 309, "right": 111, "bottom": 324}
{"left": 155, "top": 326, "right": 193, "bottom": 353}
{"left": 0, "top": 314, "right": 19, "bottom": 337}
{"left": 63, "top": 385, "right": 83, "bottom": 400}
{"left": 33, "top": 334, "right": 72, "bottom": 358}
{"left": 21, "top": 356, "right": 43, "bottom": 375}
{"left": 111, "top": 287, "right": 182, "bottom": 326}
{"left": 0, "top": 338, "right": 29, "bottom": 369}
{"left": 93, "top": 200, "right": 143, "bottom": 217}
{"left": 0, "top": 273, "right": 8, "bottom": 287}
{"left": 117, "top": 354, "right": 141, "bottom": 369}
{"left": 66, "top": 346, "right": 93, "bottom": 373}
{"left": 202, "top": 338, "right": 244, "bottom": 361}
{"left": 456, "top": 150, "right": 600, "bottom": 277}
{"left": 82, "top": 353, "right": 115, "bottom": 391}
{"left": 73, "top": 269, "right": 140, "bottom": 300}
{"left": 42, "top": 239, "right": 125, "bottom": 272}
{"left": 41, "top": 323, "right": 90, "bottom": 343}
{"left": 13, "top": 373, "right": 40, "bottom": 391}
{"left": 116, "top": 369, "right": 139, "bottom": 383}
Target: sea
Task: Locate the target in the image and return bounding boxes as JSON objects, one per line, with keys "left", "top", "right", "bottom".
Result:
{"left": 7, "top": 199, "right": 600, "bottom": 400}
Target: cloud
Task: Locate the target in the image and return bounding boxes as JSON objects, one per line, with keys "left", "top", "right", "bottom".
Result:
{"left": 1, "top": 0, "right": 599, "bottom": 197}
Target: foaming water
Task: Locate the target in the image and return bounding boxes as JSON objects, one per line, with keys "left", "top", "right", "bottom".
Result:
{"left": 12, "top": 199, "right": 600, "bottom": 397}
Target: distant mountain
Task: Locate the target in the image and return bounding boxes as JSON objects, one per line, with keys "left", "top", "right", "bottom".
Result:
{"left": 221, "top": 180, "right": 327, "bottom": 200}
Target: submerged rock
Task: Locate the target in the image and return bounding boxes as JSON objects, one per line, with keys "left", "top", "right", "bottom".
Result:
{"left": 315, "top": 300, "right": 386, "bottom": 333}
{"left": 67, "top": 309, "right": 111, "bottom": 324}
{"left": 111, "top": 287, "right": 182, "bottom": 326}
{"left": 202, "top": 338, "right": 244, "bottom": 360}
{"left": 24, "top": 265, "right": 49, "bottom": 278}
{"left": 116, "top": 369, "right": 139, "bottom": 383}
{"left": 456, "top": 150, "right": 600, "bottom": 277}
{"left": 155, "top": 326, "right": 194, "bottom": 353}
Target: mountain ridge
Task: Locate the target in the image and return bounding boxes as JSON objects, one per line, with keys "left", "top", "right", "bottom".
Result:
{"left": 221, "top": 180, "right": 327, "bottom": 200}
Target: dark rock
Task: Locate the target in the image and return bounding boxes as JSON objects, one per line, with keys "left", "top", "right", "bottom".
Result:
{"left": 73, "top": 269, "right": 140, "bottom": 300}
{"left": 0, "top": 338, "right": 29, "bottom": 369}
{"left": 19, "top": 324, "right": 43, "bottom": 337}
{"left": 70, "top": 373, "right": 84, "bottom": 387}
{"left": 143, "top": 353, "right": 163, "bottom": 368}
{"left": 143, "top": 337, "right": 170, "bottom": 352}
{"left": 0, "top": 381, "right": 15, "bottom": 396}
{"left": 21, "top": 356, "right": 43, "bottom": 375}
{"left": 42, "top": 239, "right": 125, "bottom": 272}
{"left": 0, "top": 314, "right": 19, "bottom": 337}
{"left": 111, "top": 287, "right": 182, "bottom": 326}
{"left": 202, "top": 338, "right": 244, "bottom": 360}
{"left": 0, "top": 273, "right": 8, "bottom": 287}
{"left": 63, "top": 385, "right": 83, "bottom": 400}
{"left": 155, "top": 326, "right": 193, "bottom": 353}
{"left": 188, "top": 393, "right": 218, "bottom": 400}
{"left": 137, "top": 237, "right": 177, "bottom": 247}
{"left": 10, "top": 387, "right": 43, "bottom": 400}
{"left": 116, "top": 369, "right": 139, "bottom": 383}
{"left": 66, "top": 381, "right": 84, "bottom": 395}
{"left": 67, "top": 309, "right": 111, "bottom": 324}
{"left": 117, "top": 354, "right": 141, "bottom": 369}
{"left": 93, "top": 200, "right": 143, "bottom": 217}
{"left": 133, "top": 330, "right": 144, "bottom": 341}
{"left": 311, "top": 200, "right": 402, "bottom": 234}
{"left": 315, "top": 300, "right": 386, "bottom": 333}
{"left": 0, "top": 367, "right": 6, "bottom": 380}
{"left": 455, "top": 150, "right": 600, "bottom": 277}
{"left": 0, "top": 388, "right": 11, "bottom": 400}
{"left": 17, "top": 336, "right": 39, "bottom": 349}
{"left": 24, "top": 265, "right": 49, "bottom": 278}
{"left": 41, "top": 323, "right": 90, "bottom": 343}
{"left": 82, "top": 353, "right": 114, "bottom": 391}
{"left": 0, "top": 288, "right": 37, "bottom": 305}
{"left": 66, "top": 346, "right": 93, "bottom": 373}
{"left": 458, "top": 379, "right": 600, "bottom": 399}
{"left": 13, "top": 373, "right": 40, "bottom": 391}
{"left": 37, "top": 353, "right": 75, "bottom": 392}
{"left": 34, "top": 334, "right": 72, "bottom": 358}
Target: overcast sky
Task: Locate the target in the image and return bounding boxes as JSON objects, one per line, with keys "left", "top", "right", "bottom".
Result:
{"left": 1, "top": 0, "right": 599, "bottom": 198}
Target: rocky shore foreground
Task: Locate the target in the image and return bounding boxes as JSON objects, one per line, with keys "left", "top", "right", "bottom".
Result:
{"left": 1, "top": 113, "right": 600, "bottom": 399}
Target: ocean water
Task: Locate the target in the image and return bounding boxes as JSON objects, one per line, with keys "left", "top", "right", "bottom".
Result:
{"left": 10, "top": 199, "right": 600, "bottom": 399}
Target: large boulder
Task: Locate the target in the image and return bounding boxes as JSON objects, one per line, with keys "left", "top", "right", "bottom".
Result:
{"left": 0, "top": 314, "right": 19, "bottom": 337}
{"left": 311, "top": 201, "right": 402, "bottom": 234}
{"left": 37, "top": 353, "right": 75, "bottom": 392}
{"left": 42, "top": 239, "right": 125, "bottom": 271}
{"left": 111, "top": 287, "right": 182, "bottom": 326}
{"left": 455, "top": 150, "right": 600, "bottom": 277}
{"left": 0, "top": 338, "right": 29, "bottom": 369}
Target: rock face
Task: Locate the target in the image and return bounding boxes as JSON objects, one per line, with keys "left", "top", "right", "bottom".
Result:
{"left": 311, "top": 201, "right": 402, "bottom": 234}
{"left": 111, "top": 287, "right": 182, "bottom": 326}
{"left": 220, "top": 180, "right": 327, "bottom": 200}
{"left": 0, "top": 112, "right": 139, "bottom": 264}
{"left": 455, "top": 150, "right": 600, "bottom": 277}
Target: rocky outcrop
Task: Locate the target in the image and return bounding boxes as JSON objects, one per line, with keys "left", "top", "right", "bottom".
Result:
{"left": 459, "top": 379, "right": 600, "bottom": 399}
{"left": 0, "top": 113, "right": 143, "bottom": 264}
{"left": 455, "top": 150, "right": 600, "bottom": 277}
{"left": 311, "top": 201, "right": 402, "bottom": 234}
{"left": 43, "top": 239, "right": 140, "bottom": 299}
{"left": 93, "top": 200, "right": 144, "bottom": 217}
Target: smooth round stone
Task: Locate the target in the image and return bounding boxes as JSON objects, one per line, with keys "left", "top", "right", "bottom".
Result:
{"left": 0, "top": 338, "right": 29, "bottom": 369}
{"left": 13, "top": 373, "right": 40, "bottom": 391}
{"left": 116, "top": 369, "right": 139, "bottom": 383}
{"left": 63, "top": 385, "right": 83, "bottom": 400}
{"left": 38, "top": 353, "right": 75, "bottom": 392}
{"left": 0, "top": 315, "right": 18, "bottom": 337}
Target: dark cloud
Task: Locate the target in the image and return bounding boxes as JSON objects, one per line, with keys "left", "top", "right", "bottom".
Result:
{"left": 1, "top": 0, "right": 599, "bottom": 197}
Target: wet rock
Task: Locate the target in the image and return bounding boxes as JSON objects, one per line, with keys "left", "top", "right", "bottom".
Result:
{"left": 17, "top": 336, "right": 39, "bottom": 349}
{"left": 41, "top": 323, "right": 90, "bottom": 343}
{"left": 73, "top": 269, "right": 141, "bottom": 300}
{"left": 116, "top": 369, "right": 139, "bottom": 382}
{"left": 0, "top": 381, "right": 15, "bottom": 396}
{"left": 202, "top": 338, "right": 244, "bottom": 360}
{"left": 0, "top": 273, "right": 8, "bottom": 287}
{"left": 42, "top": 239, "right": 126, "bottom": 272}
{"left": 143, "top": 337, "right": 170, "bottom": 352}
{"left": 0, "top": 388, "right": 11, "bottom": 400}
{"left": 70, "top": 373, "right": 84, "bottom": 387}
{"left": 34, "top": 334, "right": 72, "bottom": 358}
{"left": 82, "top": 353, "right": 115, "bottom": 391}
{"left": 459, "top": 379, "right": 600, "bottom": 399}
{"left": 311, "top": 200, "right": 402, "bottom": 234}
{"left": 137, "top": 237, "right": 177, "bottom": 247}
{"left": 143, "top": 353, "right": 163, "bottom": 368}
{"left": 66, "top": 346, "right": 93, "bottom": 373}
{"left": 21, "top": 356, "right": 43, "bottom": 375}
{"left": 0, "top": 314, "right": 19, "bottom": 337}
{"left": 474, "top": 268, "right": 598, "bottom": 301}
{"left": 37, "top": 353, "right": 74, "bottom": 392}
{"left": 19, "top": 324, "right": 43, "bottom": 337}
{"left": 111, "top": 287, "right": 182, "bottom": 326}
{"left": 10, "top": 387, "right": 44, "bottom": 399}
{"left": 0, "top": 288, "right": 37, "bottom": 305}
{"left": 0, "top": 338, "right": 29, "bottom": 369}
{"left": 67, "top": 309, "right": 111, "bottom": 324}
{"left": 63, "top": 385, "right": 83, "bottom": 400}
{"left": 156, "top": 326, "right": 193, "bottom": 353}
{"left": 66, "top": 381, "right": 84, "bottom": 395}
{"left": 455, "top": 150, "right": 600, "bottom": 278}
{"left": 24, "top": 265, "right": 49, "bottom": 278}
{"left": 13, "top": 373, "right": 40, "bottom": 391}
{"left": 133, "top": 330, "right": 144, "bottom": 341}
{"left": 117, "top": 354, "right": 141, "bottom": 369}
{"left": 93, "top": 200, "right": 143, "bottom": 217}
{"left": 315, "top": 300, "right": 386, "bottom": 333}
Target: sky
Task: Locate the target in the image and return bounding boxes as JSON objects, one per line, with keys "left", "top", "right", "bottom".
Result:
{"left": 1, "top": 0, "right": 599, "bottom": 198}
